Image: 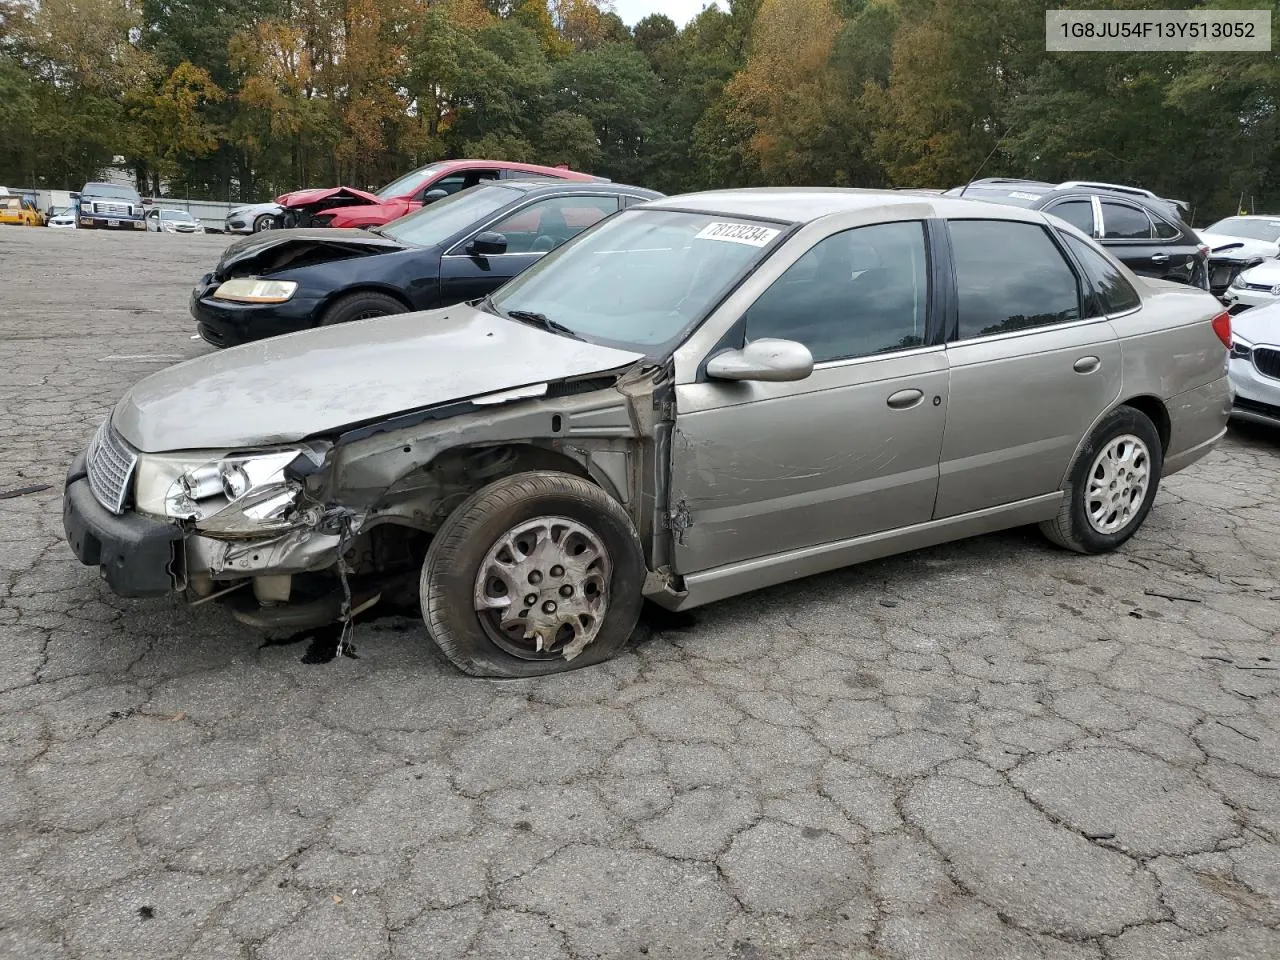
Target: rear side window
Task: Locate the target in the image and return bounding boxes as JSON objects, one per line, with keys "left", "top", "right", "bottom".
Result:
{"left": 1150, "top": 214, "right": 1182, "bottom": 240}
{"left": 1045, "top": 199, "right": 1094, "bottom": 235}
{"left": 948, "top": 220, "right": 1082, "bottom": 339}
{"left": 1060, "top": 233, "right": 1141, "bottom": 314}
{"left": 1100, "top": 201, "right": 1153, "bottom": 240}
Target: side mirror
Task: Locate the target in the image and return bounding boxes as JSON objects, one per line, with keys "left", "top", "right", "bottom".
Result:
{"left": 706, "top": 338, "right": 814, "bottom": 383}
{"left": 467, "top": 231, "right": 508, "bottom": 256}
{"left": 422, "top": 188, "right": 449, "bottom": 204}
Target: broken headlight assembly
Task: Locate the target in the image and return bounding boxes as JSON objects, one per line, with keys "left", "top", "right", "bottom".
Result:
{"left": 132, "top": 446, "right": 327, "bottom": 536}
{"left": 211, "top": 278, "right": 298, "bottom": 303}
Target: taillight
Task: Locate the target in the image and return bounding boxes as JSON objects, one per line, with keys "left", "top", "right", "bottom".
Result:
{"left": 1211, "top": 310, "right": 1232, "bottom": 349}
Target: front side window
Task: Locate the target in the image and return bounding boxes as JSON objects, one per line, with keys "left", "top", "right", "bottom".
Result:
{"left": 1100, "top": 201, "right": 1153, "bottom": 240}
{"left": 949, "top": 220, "right": 1082, "bottom": 339}
{"left": 1044, "top": 199, "right": 1094, "bottom": 235}
{"left": 743, "top": 221, "right": 929, "bottom": 363}
{"left": 486, "top": 195, "right": 619, "bottom": 254}
{"left": 488, "top": 209, "right": 782, "bottom": 354}
{"left": 1060, "top": 232, "right": 1141, "bottom": 314}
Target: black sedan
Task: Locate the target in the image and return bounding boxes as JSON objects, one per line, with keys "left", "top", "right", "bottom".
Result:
{"left": 190, "top": 180, "right": 662, "bottom": 347}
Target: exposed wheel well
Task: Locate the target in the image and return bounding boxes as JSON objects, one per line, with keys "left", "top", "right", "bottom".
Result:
{"left": 1119, "top": 395, "right": 1170, "bottom": 453}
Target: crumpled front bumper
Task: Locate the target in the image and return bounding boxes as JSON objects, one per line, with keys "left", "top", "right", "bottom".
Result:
{"left": 62, "top": 453, "right": 185, "bottom": 597}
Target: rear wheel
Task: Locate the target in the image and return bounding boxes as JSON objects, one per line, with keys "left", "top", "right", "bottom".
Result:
{"left": 1040, "top": 406, "right": 1163, "bottom": 554}
{"left": 318, "top": 291, "right": 408, "bottom": 327}
{"left": 421, "top": 471, "right": 646, "bottom": 677}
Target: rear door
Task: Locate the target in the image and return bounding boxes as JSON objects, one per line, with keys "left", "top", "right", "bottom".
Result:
{"left": 437, "top": 194, "right": 620, "bottom": 305}
{"left": 934, "top": 217, "right": 1122, "bottom": 518}
{"left": 1097, "top": 197, "right": 1196, "bottom": 283}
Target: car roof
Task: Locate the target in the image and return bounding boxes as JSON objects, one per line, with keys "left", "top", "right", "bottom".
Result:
{"left": 497, "top": 179, "right": 661, "bottom": 199}
{"left": 1214, "top": 214, "right": 1280, "bottom": 222}
{"left": 434, "top": 159, "right": 598, "bottom": 179}
{"left": 641, "top": 187, "right": 1050, "bottom": 226}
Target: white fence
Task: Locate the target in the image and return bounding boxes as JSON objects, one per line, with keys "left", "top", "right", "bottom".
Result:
{"left": 24, "top": 189, "right": 239, "bottom": 232}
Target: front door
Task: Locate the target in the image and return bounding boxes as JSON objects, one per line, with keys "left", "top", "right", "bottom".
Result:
{"left": 438, "top": 194, "right": 620, "bottom": 306}
{"left": 934, "top": 217, "right": 1121, "bottom": 518}
{"left": 668, "top": 219, "right": 949, "bottom": 574}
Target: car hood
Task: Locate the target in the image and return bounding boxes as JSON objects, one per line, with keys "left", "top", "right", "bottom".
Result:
{"left": 1199, "top": 232, "right": 1280, "bottom": 260}
{"left": 229, "top": 202, "right": 283, "bottom": 218}
{"left": 214, "top": 228, "right": 410, "bottom": 278}
{"left": 1233, "top": 302, "right": 1280, "bottom": 345}
{"left": 112, "top": 304, "right": 646, "bottom": 452}
{"left": 276, "top": 185, "right": 381, "bottom": 209}
{"left": 1238, "top": 259, "right": 1280, "bottom": 286}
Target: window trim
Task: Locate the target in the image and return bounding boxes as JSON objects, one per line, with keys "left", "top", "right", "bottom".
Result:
{"left": 943, "top": 217, "right": 1095, "bottom": 346}
{"left": 737, "top": 217, "right": 938, "bottom": 367}
{"left": 441, "top": 192, "right": 623, "bottom": 259}
{"left": 1096, "top": 197, "right": 1157, "bottom": 243}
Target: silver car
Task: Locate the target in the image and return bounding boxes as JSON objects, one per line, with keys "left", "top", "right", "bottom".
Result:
{"left": 63, "top": 189, "right": 1232, "bottom": 676}
{"left": 1228, "top": 301, "right": 1280, "bottom": 427}
{"left": 224, "top": 201, "right": 283, "bottom": 234}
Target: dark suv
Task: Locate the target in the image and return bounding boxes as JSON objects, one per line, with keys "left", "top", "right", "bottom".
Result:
{"left": 77, "top": 182, "right": 146, "bottom": 231}
{"left": 943, "top": 179, "right": 1208, "bottom": 289}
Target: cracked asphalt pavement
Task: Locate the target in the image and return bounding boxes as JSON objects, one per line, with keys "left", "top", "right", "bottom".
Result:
{"left": 2, "top": 227, "right": 1279, "bottom": 959}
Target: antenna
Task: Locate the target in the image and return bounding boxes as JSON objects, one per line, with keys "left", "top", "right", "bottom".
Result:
{"left": 958, "top": 125, "right": 1016, "bottom": 198}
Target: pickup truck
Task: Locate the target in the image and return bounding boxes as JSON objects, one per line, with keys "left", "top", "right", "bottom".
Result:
{"left": 78, "top": 182, "right": 147, "bottom": 230}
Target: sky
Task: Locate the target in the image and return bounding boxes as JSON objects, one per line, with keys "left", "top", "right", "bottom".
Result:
{"left": 610, "top": 0, "right": 722, "bottom": 28}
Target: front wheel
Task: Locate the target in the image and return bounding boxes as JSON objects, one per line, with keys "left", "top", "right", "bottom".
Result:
{"left": 1040, "top": 406, "right": 1164, "bottom": 554}
{"left": 318, "top": 290, "right": 408, "bottom": 326}
{"left": 253, "top": 214, "right": 276, "bottom": 232}
{"left": 421, "top": 471, "right": 646, "bottom": 677}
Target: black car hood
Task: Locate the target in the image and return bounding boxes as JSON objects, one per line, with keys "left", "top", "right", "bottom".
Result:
{"left": 215, "top": 228, "right": 411, "bottom": 279}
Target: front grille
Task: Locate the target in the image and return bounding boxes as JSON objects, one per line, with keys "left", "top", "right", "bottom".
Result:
{"left": 93, "top": 202, "right": 131, "bottom": 216}
{"left": 1254, "top": 347, "right": 1280, "bottom": 380}
{"left": 1235, "top": 396, "right": 1280, "bottom": 418}
{"left": 85, "top": 419, "right": 139, "bottom": 515}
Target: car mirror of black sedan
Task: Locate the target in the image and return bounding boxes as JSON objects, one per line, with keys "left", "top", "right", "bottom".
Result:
{"left": 467, "top": 231, "right": 509, "bottom": 257}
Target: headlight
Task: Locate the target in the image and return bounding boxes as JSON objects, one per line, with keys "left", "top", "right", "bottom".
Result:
{"left": 1270, "top": 284, "right": 1280, "bottom": 297}
{"left": 1231, "top": 336, "right": 1253, "bottom": 360}
{"left": 155, "top": 448, "right": 326, "bottom": 536}
{"left": 212, "top": 278, "right": 298, "bottom": 303}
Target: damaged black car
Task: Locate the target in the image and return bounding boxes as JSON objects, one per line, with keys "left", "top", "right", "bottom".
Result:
{"left": 190, "top": 180, "right": 662, "bottom": 347}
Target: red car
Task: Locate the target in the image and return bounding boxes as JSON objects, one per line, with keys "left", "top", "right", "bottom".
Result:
{"left": 276, "top": 159, "right": 603, "bottom": 229}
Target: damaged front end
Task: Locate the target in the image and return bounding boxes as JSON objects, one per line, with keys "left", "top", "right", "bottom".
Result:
{"left": 210, "top": 229, "right": 407, "bottom": 282}
{"left": 276, "top": 187, "right": 382, "bottom": 228}
{"left": 69, "top": 362, "right": 684, "bottom": 638}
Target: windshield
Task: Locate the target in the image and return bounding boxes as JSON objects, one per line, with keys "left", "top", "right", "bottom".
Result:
{"left": 488, "top": 209, "right": 785, "bottom": 354}
{"left": 161, "top": 210, "right": 194, "bottom": 221}
{"left": 375, "top": 162, "right": 450, "bottom": 200}
{"left": 1206, "top": 218, "right": 1280, "bottom": 243}
{"left": 85, "top": 183, "right": 140, "bottom": 201}
{"left": 379, "top": 184, "right": 517, "bottom": 247}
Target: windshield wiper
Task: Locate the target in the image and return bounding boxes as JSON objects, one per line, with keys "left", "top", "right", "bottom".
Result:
{"left": 504, "top": 309, "right": 584, "bottom": 341}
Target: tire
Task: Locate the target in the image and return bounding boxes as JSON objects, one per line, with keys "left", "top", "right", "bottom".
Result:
{"left": 421, "top": 471, "right": 646, "bottom": 677}
{"left": 252, "top": 214, "right": 276, "bottom": 232}
{"left": 1040, "top": 405, "right": 1164, "bottom": 554}
{"left": 318, "top": 291, "right": 408, "bottom": 326}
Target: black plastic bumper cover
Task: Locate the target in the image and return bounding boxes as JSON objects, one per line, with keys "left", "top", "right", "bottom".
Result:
{"left": 62, "top": 454, "right": 184, "bottom": 597}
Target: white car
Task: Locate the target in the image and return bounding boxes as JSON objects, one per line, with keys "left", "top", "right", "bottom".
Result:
{"left": 47, "top": 207, "right": 77, "bottom": 229}
{"left": 147, "top": 208, "right": 206, "bottom": 234}
{"left": 1228, "top": 301, "right": 1280, "bottom": 428}
{"left": 1199, "top": 215, "right": 1280, "bottom": 260}
{"left": 1224, "top": 258, "right": 1280, "bottom": 312}
{"left": 224, "top": 202, "right": 282, "bottom": 234}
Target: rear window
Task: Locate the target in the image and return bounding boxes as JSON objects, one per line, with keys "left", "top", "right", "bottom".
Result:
{"left": 2, "top": 197, "right": 20, "bottom": 210}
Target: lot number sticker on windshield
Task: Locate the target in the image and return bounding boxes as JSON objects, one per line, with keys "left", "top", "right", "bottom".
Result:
{"left": 695, "top": 222, "right": 780, "bottom": 247}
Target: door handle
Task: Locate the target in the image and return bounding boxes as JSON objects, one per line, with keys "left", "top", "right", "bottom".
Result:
{"left": 886, "top": 388, "right": 924, "bottom": 409}
{"left": 1073, "top": 356, "right": 1101, "bottom": 374}
{"left": 1150, "top": 253, "right": 1169, "bottom": 263}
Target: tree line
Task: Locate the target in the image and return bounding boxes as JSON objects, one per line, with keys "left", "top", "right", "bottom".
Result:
{"left": 1, "top": 0, "right": 1276, "bottom": 222}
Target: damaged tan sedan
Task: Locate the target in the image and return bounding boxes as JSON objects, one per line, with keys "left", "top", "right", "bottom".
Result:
{"left": 63, "top": 189, "right": 1233, "bottom": 676}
